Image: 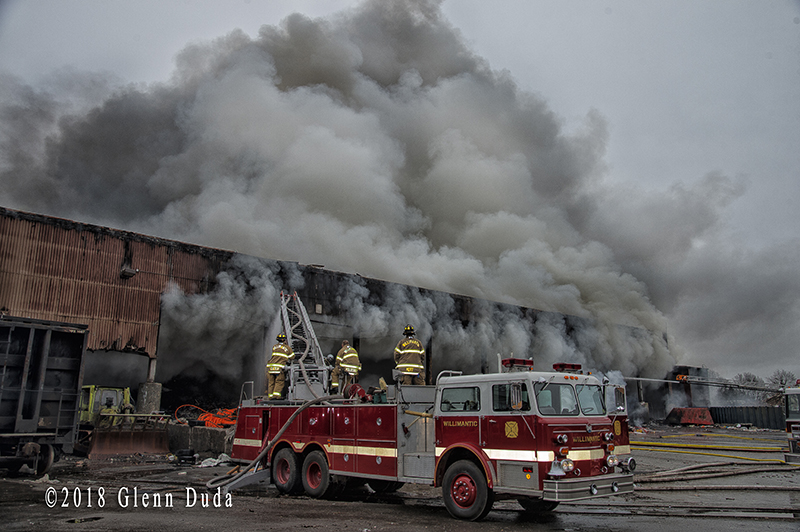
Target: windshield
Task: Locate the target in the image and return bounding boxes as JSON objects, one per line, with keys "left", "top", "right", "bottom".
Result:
{"left": 534, "top": 382, "right": 579, "bottom": 416}
{"left": 576, "top": 384, "right": 605, "bottom": 415}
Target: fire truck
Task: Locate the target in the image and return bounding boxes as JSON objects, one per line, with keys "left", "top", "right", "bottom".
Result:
{"left": 223, "top": 294, "right": 634, "bottom": 520}
{"left": 229, "top": 360, "right": 634, "bottom": 520}
{"left": 784, "top": 382, "right": 800, "bottom": 464}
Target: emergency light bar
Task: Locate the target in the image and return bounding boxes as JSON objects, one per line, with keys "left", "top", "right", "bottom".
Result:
{"left": 553, "top": 363, "right": 582, "bottom": 374}
{"left": 502, "top": 358, "right": 534, "bottom": 370}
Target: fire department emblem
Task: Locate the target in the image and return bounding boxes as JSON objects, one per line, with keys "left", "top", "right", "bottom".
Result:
{"left": 504, "top": 421, "right": 519, "bottom": 438}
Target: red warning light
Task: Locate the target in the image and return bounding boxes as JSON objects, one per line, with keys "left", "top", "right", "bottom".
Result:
{"left": 553, "top": 363, "right": 582, "bottom": 373}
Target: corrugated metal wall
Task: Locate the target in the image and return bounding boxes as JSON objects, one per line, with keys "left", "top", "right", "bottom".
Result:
{"left": 709, "top": 406, "right": 786, "bottom": 430}
{"left": 0, "top": 208, "right": 232, "bottom": 358}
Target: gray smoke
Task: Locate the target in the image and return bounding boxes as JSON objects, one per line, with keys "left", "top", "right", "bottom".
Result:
{"left": 2, "top": 0, "right": 797, "bottom": 386}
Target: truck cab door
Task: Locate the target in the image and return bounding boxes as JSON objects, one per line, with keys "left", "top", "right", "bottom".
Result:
{"left": 437, "top": 386, "right": 482, "bottom": 450}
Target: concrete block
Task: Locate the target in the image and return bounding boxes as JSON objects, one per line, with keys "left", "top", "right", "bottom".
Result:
{"left": 137, "top": 382, "right": 162, "bottom": 413}
{"left": 167, "top": 423, "right": 233, "bottom": 455}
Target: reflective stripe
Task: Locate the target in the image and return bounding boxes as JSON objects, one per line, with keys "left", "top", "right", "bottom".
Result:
{"left": 324, "top": 443, "right": 397, "bottom": 458}
{"left": 233, "top": 438, "right": 262, "bottom": 448}
{"left": 614, "top": 445, "right": 631, "bottom": 455}
{"left": 566, "top": 448, "right": 605, "bottom": 461}
{"left": 433, "top": 447, "right": 605, "bottom": 462}
{"left": 484, "top": 449, "right": 548, "bottom": 461}
{"left": 396, "top": 364, "right": 424, "bottom": 371}
{"left": 435, "top": 447, "right": 550, "bottom": 461}
{"left": 396, "top": 349, "right": 425, "bottom": 355}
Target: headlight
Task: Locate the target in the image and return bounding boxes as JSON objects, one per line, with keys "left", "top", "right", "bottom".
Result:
{"left": 555, "top": 434, "right": 568, "bottom": 444}
{"left": 604, "top": 432, "right": 614, "bottom": 442}
{"left": 606, "top": 454, "right": 619, "bottom": 467}
{"left": 560, "top": 458, "right": 575, "bottom": 472}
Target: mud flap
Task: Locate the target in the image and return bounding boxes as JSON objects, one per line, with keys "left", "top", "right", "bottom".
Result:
{"left": 88, "top": 415, "right": 170, "bottom": 459}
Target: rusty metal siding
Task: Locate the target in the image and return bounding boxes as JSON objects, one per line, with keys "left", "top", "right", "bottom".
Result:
{"left": 0, "top": 208, "right": 232, "bottom": 358}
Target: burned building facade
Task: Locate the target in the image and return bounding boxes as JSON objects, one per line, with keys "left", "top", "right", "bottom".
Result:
{"left": 1, "top": 207, "right": 663, "bottom": 410}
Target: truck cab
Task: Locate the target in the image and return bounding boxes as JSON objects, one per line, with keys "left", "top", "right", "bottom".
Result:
{"left": 433, "top": 361, "right": 633, "bottom": 518}
{"left": 79, "top": 385, "right": 134, "bottom": 426}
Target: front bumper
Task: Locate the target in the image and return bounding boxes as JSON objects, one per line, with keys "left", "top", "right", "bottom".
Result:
{"left": 543, "top": 473, "right": 633, "bottom": 502}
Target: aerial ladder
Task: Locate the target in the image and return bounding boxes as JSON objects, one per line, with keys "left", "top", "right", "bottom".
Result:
{"left": 279, "top": 291, "right": 331, "bottom": 400}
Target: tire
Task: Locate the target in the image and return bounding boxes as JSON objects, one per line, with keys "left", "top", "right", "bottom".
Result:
{"left": 518, "top": 497, "right": 559, "bottom": 513}
{"left": 301, "top": 450, "right": 334, "bottom": 498}
{"left": 367, "top": 479, "right": 405, "bottom": 493}
{"left": 442, "top": 460, "right": 494, "bottom": 521}
{"left": 36, "top": 444, "right": 55, "bottom": 475}
{"left": 272, "top": 448, "right": 302, "bottom": 494}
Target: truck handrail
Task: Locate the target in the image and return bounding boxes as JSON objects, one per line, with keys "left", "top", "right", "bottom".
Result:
{"left": 436, "top": 370, "right": 463, "bottom": 385}
{"left": 240, "top": 381, "right": 254, "bottom": 404}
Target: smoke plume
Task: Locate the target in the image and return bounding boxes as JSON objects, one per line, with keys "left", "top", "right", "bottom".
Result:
{"left": 2, "top": 0, "right": 798, "bottom": 394}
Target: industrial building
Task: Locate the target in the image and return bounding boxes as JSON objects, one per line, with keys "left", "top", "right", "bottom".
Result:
{"left": 2, "top": 206, "right": 578, "bottom": 411}
{"left": 1, "top": 206, "right": 782, "bottom": 430}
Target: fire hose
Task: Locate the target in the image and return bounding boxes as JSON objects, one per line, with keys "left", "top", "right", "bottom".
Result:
{"left": 630, "top": 446, "right": 790, "bottom": 463}
{"left": 206, "top": 394, "right": 340, "bottom": 490}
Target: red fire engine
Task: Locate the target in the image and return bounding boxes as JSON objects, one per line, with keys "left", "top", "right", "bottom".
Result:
{"left": 227, "top": 357, "right": 634, "bottom": 521}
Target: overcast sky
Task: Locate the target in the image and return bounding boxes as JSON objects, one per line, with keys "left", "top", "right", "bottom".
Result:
{"left": 1, "top": 0, "right": 798, "bottom": 379}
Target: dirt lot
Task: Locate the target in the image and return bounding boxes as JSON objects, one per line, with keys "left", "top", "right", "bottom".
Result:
{"left": 2, "top": 425, "right": 799, "bottom": 531}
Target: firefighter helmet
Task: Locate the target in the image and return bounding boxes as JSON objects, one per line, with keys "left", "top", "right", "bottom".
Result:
{"left": 277, "top": 333, "right": 287, "bottom": 343}
{"left": 403, "top": 325, "right": 415, "bottom": 337}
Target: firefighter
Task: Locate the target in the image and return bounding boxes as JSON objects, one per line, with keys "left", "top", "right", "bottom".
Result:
{"left": 266, "top": 333, "right": 293, "bottom": 399}
{"left": 332, "top": 340, "right": 361, "bottom": 395}
{"left": 394, "top": 325, "right": 425, "bottom": 385}
{"left": 97, "top": 397, "right": 118, "bottom": 429}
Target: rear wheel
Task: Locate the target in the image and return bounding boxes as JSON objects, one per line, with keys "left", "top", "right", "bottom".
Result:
{"left": 272, "top": 448, "right": 302, "bottom": 494}
{"left": 302, "top": 450, "right": 335, "bottom": 498}
{"left": 442, "top": 460, "right": 494, "bottom": 521}
{"left": 36, "top": 444, "right": 54, "bottom": 475}
{"left": 518, "top": 497, "right": 559, "bottom": 513}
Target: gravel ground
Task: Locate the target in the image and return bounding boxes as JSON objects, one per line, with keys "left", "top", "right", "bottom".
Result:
{"left": 1, "top": 424, "right": 798, "bottom": 531}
